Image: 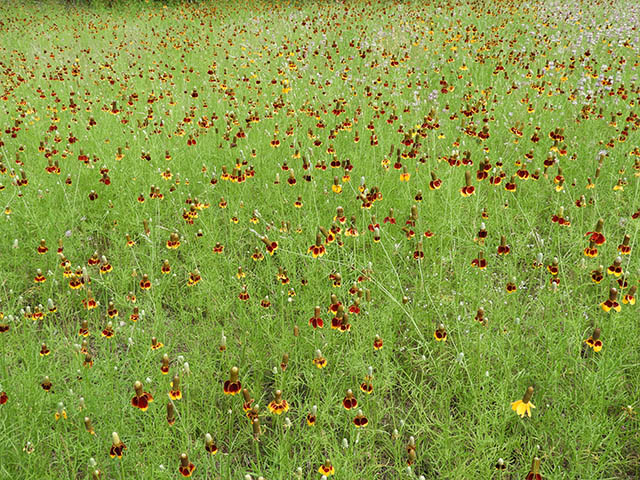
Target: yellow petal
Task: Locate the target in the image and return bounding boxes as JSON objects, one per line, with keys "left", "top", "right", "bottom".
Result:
{"left": 511, "top": 400, "right": 522, "bottom": 412}
{"left": 517, "top": 403, "right": 527, "bottom": 417}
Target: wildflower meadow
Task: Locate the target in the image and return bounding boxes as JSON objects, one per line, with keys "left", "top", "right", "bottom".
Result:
{"left": 0, "top": 0, "right": 639, "bottom": 478}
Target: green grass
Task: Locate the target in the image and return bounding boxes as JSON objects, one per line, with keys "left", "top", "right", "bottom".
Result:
{"left": 0, "top": 0, "right": 639, "bottom": 478}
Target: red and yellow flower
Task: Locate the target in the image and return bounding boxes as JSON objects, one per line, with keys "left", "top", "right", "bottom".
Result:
{"left": 223, "top": 366, "right": 241, "bottom": 395}
{"left": 109, "top": 432, "right": 126, "bottom": 459}
{"left": 101, "top": 321, "right": 114, "bottom": 338}
{"left": 460, "top": 170, "right": 475, "bottom": 196}
{"left": 268, "top": 389, "right": 289, "bottom": 414}
{"left": 434, "top": 323, "right": 447, "bottom": 341}
{"left": 618, "top": 234, "right": 631, "bottom": 255}
{"left": 205, "top": 433, "right": 218, "bottom": 455}
{"left": 525, "top": 457, "right": 543, "bottom": 480}
{"left": 306, "top": 405, "right": 317, "bottom": 426}
{"left": 547, "top": 257, "right": 559, "bottom": 275}
{"left": 78, "top": 320, "right": 90, "bottom": 337}
{"left": 309, "top": 306, "right": 324, "bottom": 329}
{"left": 623, "top": 285, "right": 637, "bottom": 305}
{"left": 353, "top": 409, "right": 369, "bottom": 428}
{"left": 37, "top": 239, "right": 48, "bottom": 254}
{"left": 471, "top": 251, "right": 487, "bottom": 269}
{"left": 318, "top": 459, "right": 335, "bottom": 477}
{"left": 139, "top": 274, "right": 151, "bottom": 290}
{"left": 591, "top": 266, "right": 604, "bottom": 283}
{"left": 187, "top": 269, "right": 201, "bottom": 286}
{"left": 601, "top": 288, "right": 621, "bottom": 312}
{"left": 169, "top": 374, "right": 182, "bottom": 401}
{"left": 34, "top": 269, "right": 46, "bottom": 283}
{"left": 106, "top": 301, "right": 118, "bottom": 318}
{"left": 342, "top": 389, "right": 357, "bottom": 410}
{"left": 261, "top": 235, "right": 278, "bottom": 255}
{"left": 584, "top": 327, "right": 603, "bottom": 353}
{"left": 497, "top": 235, "right": 510, "bottom": 255}
{"left": 178, "top": 453, "right": 195, "bottom": 477}
{"left": 308, "top": 233, "right": 326, "bottom": 258}
{"left": 585, "top": 219, "right": 605, "bottom": 245}
{"left": 607, "top": 257, "right": 623, "bottom": 277}
{"left": 238, "top": 286, "right": 250, "bottom": 301}
{"left": 429, "top": 171, "right": 442, "bottom": 190}
{"left": 584, "top": 241, "right": 598, "bottom": 257}
{"left": 161, "top": 354, "right": 170, "bottom": 375}
{"left": 131, "top": 380, "right": 154, "bottom": 411}
{"left": 41, "top": 376, "right": 53, "bottom": 392}
{"left": 313, "top": 349, "right": 327, "bottom": 369}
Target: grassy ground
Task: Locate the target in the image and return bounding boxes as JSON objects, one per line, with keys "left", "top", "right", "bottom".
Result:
{"left": 0, "top": 0, "right": 639, "bottom": 478}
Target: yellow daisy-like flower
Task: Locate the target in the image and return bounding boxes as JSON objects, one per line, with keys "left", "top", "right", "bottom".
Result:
{"left": 511, "top": 386, "right": 535, "bottom": 418}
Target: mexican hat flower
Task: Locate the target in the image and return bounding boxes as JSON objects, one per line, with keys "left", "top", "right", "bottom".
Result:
{"left": 318, "top": 459, "right": 335, "bottom": 477}
{"left": 41, "top": 376, "right": 53, "bottom": 392}
{"left": 360, "top": 372, "right": 374, "bottom": 394}
{"left": 525, "top": 456, "right": 543, "bottom": 480}
{"left": 342, "top": 389, "right": 357, "bottom": 410}
{"left": 178, "top": 453, "right": 195, "bottom": 477}
{"left": 584, "top": 240, "right": 599, "bottom": 258}
{"left": 268, "top": 389, "right": 289, "bottom": 415}
{"left": 242, "top": 388, "right": 254, "bottom": 412}
{"left": 460, "top": 170, "right": 475, "bottom": 197}
{"left": 166, "top": 402, "right": 175, "bottom": 425}
{"left": 169, "top": 374, "right": 182, "bottom": 401}
{"left": 471, "top": 251, "right": 487, "bottom": 269}
{"left": 623, "top": 285, "right": 636, "bottom": 305}
{"left": 309, "top": 306, "right": 324, "bottom": 329}
{"left": 497, "top": 235, "right": 511, "bottom": 255}
{"left": 591, "top": 265, "right": 604, "bottom": 284}
{"left": 84, "top": 417, "right": 95, "bottom": 435}
{"left": 601, "top": 288, "right": 621, "bottom": 312}
{"left": 131, "top": 380, "right": 154, "bottom": 411}
{"left": 306, "top": 405, "right": 318, "bottom": 426}
{"left": 584, "top": 327, "right": 603, "bottom": 353}
{"left": 511, "top": 386, "right": 535, "bottom": 417}
{"left": 204, "top": 433, "right": 218, "bottom": 455}
{"left": 109, "top": 432, "right": 126, "bottom": 459}
{"left": 223, "top": 366, "right": 241, "bottom": 395}
{"left": 261, "top": 235, "right": 278, "bottom": 255}
{"left": 585, "top": 218, "right": 605, "bottom": 245}
{"left": 607, "top": 256, "right": 623, "bottom": 277}
{"left": 313, "top": 349, "right": 327, "bottom": 369}
{"left": 434, "top": 323, "right": 447, "bottom": 341}
{"left": 429, "top": 171, "right": 442, "bottom": 190}
{"left": 353, "top": 409, "right": 368, "bottom": 428}
{"left": 618, "top": 234, "right": 631, "bottom": 255}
